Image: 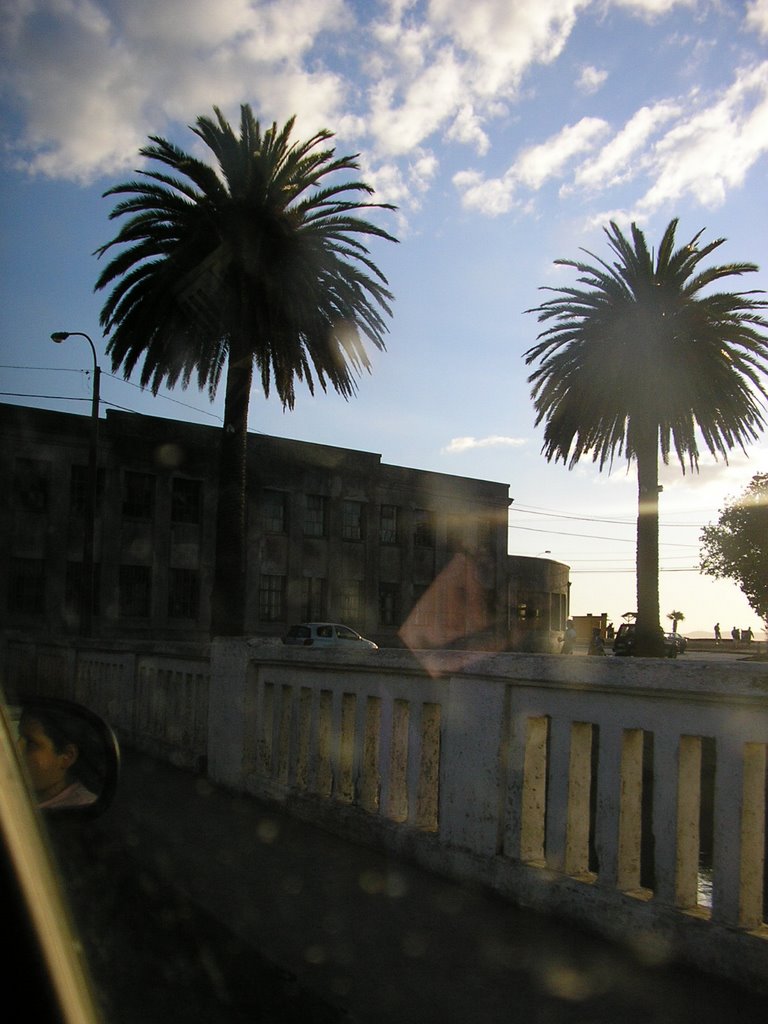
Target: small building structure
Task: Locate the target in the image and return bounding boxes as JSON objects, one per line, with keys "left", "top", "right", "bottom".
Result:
{"left": 0, "top": 403, "right": 569, "bottom": 650}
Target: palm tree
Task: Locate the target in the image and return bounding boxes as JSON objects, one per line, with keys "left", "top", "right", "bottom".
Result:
{"left": 96, "top": 105, "right": 397, "bottom": 635}
{"left": 667, "top": 610, "right": 685, "bottom": 634}
{"left": 525, "top": 219, "right": 768, "bottom": 656}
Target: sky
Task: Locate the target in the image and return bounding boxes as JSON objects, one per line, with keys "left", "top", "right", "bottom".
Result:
{"left": 2, "top": 0, "right": 768, "bottom": 637}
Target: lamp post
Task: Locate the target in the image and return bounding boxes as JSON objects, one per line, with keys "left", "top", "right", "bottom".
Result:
{"left": 51, "top": 331, "right": 101, "bottom": 636}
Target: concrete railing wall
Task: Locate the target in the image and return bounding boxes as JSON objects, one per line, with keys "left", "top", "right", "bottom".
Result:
{"left": 2, "top": 636, "right": 210, "bottom": 770}
{"left": 207, "top": 641, "right": 768, "bottom": 993}
{"left": 2, "top": 634, "right": 767, "bottom": 991}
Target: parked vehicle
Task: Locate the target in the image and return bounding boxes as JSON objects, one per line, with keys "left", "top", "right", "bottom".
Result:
{"left": 612, "top": 623, "right": 677, "bottom": 658}
{"left": 282, "top": 622, "right": 379, "bottom": 650}
{"left": 666, "top": 632, "right": 688, "bottom": 654}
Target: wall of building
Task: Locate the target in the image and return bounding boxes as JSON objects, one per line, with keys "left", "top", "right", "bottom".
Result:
{"left": 0, "top": 403, "right": 567, "bottom": 651}
{"left": 506, "top": 555, "right": 571, "bottom": 653}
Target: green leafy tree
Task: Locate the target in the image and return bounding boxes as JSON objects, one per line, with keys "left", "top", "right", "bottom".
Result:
{"left": 525, "top": 219, "right": 768, "bottom": 656}
{"left": 700, "top": 473, "right": 768, "bottom": 625}
{"left": 96, "top": 105, "right": 397, "bottom": 635}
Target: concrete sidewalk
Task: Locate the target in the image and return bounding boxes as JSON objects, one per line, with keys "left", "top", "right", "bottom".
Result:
{"left": 83, "top": 748, "right": 766, "bottom": 1024}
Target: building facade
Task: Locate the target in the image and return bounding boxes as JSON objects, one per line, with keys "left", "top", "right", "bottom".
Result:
{"left": 0, "top": 403, "right": 568, "bottom": 649}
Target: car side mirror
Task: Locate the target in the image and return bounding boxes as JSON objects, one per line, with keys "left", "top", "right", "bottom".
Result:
{"left": 15, "top": 697, "right": 121, "bottom": 818}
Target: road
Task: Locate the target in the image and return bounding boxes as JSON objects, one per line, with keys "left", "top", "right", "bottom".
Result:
{"left": 48, "top": 748, "right": 768, "bottom": 1024}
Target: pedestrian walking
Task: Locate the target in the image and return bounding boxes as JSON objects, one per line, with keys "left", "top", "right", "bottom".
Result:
{"left": 561, "top": 620, "right": 577, "bottom": 655}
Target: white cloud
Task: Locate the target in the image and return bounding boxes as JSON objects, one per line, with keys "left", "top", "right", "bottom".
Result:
{"left": 746, "top": 0, "right": 768, "bottom": 37}
{"left": 572, "top": 100, "right": 681, "bottom": 191}
{"left": 454, "top": 116, "right": 608, "bottom": 214}
{"left": 608, "top": 0, "right": 696, "bottom": 16}
{"left": 445, "top": 104, "right": 491, "bottom": 155}
{"left": 2, "top": 0, "right": 767, "bottom": 228}
{"left": 576, "top": 65, "right": 607, "bottom": 94}
{"left": 1, "top": 0, "right": 349, "bottom": 181}
{"left": 636, "top": 62, "right": 768, "bottom": 213}
{"left": 429, "top": 0, "right": 586, "bottom": 95}
{"left": 443, "top": 435, "right": 527, "bottom": 454}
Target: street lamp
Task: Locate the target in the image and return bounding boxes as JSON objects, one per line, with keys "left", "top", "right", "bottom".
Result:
{"left": 51, "top": 331, "right": 101, "bottom": 635}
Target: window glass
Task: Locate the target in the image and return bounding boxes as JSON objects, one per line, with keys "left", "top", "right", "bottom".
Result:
{"left": 9, "top": 556, "right": 45, "bottom": 614}
{"left": 171, "top": 478, "right": 202, "bottom": 524}
{"left": 123, "top": 471, "right": 155, "bottom": 520}
{"left": 65, "top": 561, "right": 101, "bottom": 616}
{"left": 14, "top": 457, "right": 51, "bottom": 513}
{"left": 262, "top": 489, "right": 287, "bottom": 534}
{"left": 119, "top": 564, "right": 152, "bottom": 617}
{"left": 379, "top": 582, "right": 399, "bottom": 626}
{"left": 340, "top": 579, "right": 362, "bottom": 622}
{"left": 379, "top": 504, "right": 398, "bottom": 544}
{"left": 414, "top": 508, "right": 435, "bottom": 547}
{"left": 168, "top": 568, "right": 199, "bottom": 619}
{"left": 335, "top": 625, "right": 359, "bottom": 640}
{"left": 258, "top": 574, "right": 285, "bottom": 621}
{"left": 301, "top": 577, "right": 326, "bottom": 621}
{"left": 342, "top": 500, "right": 364, "bottom": 540}
{"left": 304, "top": 494, "right": 326, "bottom": 537}
{"left": 69, "top": 465, "right": 105, "bottom": 515}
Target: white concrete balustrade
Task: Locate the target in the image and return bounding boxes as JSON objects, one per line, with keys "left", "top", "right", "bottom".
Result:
{"left": 2, "top": 635, "right": 766, "bottom": 991}
{"left": 208, "top": 641, "right": 768, "bottom": 991}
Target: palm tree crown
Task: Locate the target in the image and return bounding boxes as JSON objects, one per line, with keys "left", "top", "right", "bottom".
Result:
{"left": 96, "top": 105, "right": 397, "bottom": 404}
{"left": 95, "top": 105, "right": 397, "bottom": 635}
{"left": 525, "top": 219, "right": 768, "bottom": 655}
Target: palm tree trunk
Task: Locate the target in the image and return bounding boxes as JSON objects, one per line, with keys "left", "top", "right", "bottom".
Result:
{"left": 634, "top": 424, "right": 664, "bottom": 657}
{"left": 211, "top": 339, "right": 253, "bottom": 636}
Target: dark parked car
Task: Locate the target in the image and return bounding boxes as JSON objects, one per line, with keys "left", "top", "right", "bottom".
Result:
{"left": 666, "top": 632, "right": 688, "bottom": 654}
{"left": 612, "top": 623, "right": 677, "bottom": 658}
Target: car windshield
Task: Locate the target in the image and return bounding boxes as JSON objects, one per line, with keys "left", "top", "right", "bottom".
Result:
{"left": 3, "top": 4, "right": 768, "bottom": 1021}
{"left": 335, "top": 626, "right": 359, "bottom": 641}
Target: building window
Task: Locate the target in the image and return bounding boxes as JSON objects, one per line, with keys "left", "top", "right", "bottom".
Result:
{"left": 414, "top": 508, "right": 435, "bottom": 547}
{"left": 168, "top": 568, "right": 199, "bottom": 619}
{"left": 119, "top": 565, "right": 152, "bottom": 617}
{"left": 171, "top": 478, "right": 202, "bottom": 524}
{"left": 258, "top": 574, "right": 286, "bottom": 622}
{"left": 342, "top": 500, "right": 364, "bottom": 541}
{"left": 69, "top": 465, "right": 105, "bottom": 516}
{"left": 378, "top": 582, "right": 400, "bottom": 627}
{"left": 304, "top": 494, "right": 326, "bottom": 537}
{"left": 65, "top": 561, "right": 101, "bottom": 616}
{"left": 477, "top": 516, "right": 496, "bottom": 553}
{"left": 340, "top": 579, "right": 363, "bottom": 623}
{"left": 379, "top": 504, "right": 398, "bottom": 544}
{"left": 262, "top": 489, "right": 287, "bottom": 534}
{"left": 10, "top": 557, "right": 45, "bottom": 615}
{"left": 302, "top": 576, "right": 327, "bottom": 621}
{"left": 411, "top": 584, "right": 432, "bottom": 626}
{"left": 447, "top": 516, "right": 465, "bottom": 553}
{"left": 123, "top": 471, "right": 155, "bottom": 520}
{"left": 14, "top": 458, "right": 51, "bottom": 513}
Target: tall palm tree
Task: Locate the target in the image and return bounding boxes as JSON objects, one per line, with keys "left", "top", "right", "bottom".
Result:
{"left": 525, "top": 219, "right": 768, "bottom": 656}
{"left": 96, "top": 105, "right": 397, "bottom": 636}
{"left": 667, "top": 610, "right": 685, "bottom": 634}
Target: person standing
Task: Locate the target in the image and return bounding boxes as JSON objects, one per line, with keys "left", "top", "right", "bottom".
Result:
{"left": 714, "top": 623, "right": 721, "bottom": 643}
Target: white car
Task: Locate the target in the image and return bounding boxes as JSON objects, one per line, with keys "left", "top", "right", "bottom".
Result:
{"left": 282, "top": 622, "right": 378, "bottom": 650}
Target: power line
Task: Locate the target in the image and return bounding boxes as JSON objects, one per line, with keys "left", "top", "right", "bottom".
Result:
{"left": 0, "top": 365, "right": 222, "bottom": 422}
{"left": 508, "top": 523, "right": 699, "bottom": 547}
{"left": 511, "top": 503, "right": 705, "bottom": 529}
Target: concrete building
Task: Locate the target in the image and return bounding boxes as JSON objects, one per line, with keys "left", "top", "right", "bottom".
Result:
{"left": 0, "top": 403, "right": 569, "bottom": 649}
